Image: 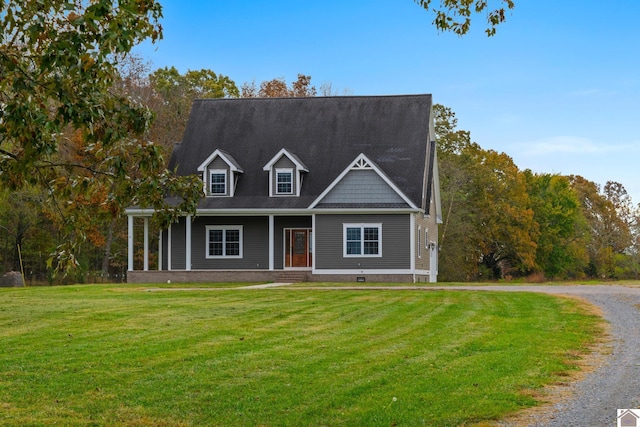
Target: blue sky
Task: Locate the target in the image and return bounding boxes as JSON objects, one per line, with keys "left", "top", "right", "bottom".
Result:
{"left": 134, "top": 0, "right": 640, "bottom": 203}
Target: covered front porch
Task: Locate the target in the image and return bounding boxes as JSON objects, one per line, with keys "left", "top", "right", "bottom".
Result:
{"left": 126, "top": 212, "right": 313, "bottom": 276}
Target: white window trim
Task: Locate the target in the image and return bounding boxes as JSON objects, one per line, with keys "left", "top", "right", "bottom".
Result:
{"left": 275, "top": 168, "right": 294, "bottom": 195}
{"left": 343, "top": 223, "right": 382, "bottom": 258}
{"left": 209, "top": 169, "right": 227, "bottom": 196}
{"left": 418, "top": 225, "right": 422, "bottom": 258}
{"left": 206, "top": 225, "right": 243, "bottom": 259}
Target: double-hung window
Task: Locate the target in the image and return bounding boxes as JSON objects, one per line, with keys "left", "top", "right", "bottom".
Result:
{"left": 343, "top": 224, "right": 382, "bottom": 257}
{"left": 209, "top": 170, "right": 227, "bottom": 195}
{"left": 206, "top": 226, "right": 242, "bottom": 258}
{"left": 276, "top": 169, "right": 293, "bottom": 195}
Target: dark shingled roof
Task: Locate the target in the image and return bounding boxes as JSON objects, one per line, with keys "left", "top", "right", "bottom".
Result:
{"left": 169, "top": 95, "right": 433, "bottom": 210}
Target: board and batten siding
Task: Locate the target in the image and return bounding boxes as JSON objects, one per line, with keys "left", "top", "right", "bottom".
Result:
{"left": 314, "top": 214, "right": 411, "bottom": 270}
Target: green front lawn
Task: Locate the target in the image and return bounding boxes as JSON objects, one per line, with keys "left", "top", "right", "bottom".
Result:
{"left": 0, "top": 284, "right": 604, "bottom": 426}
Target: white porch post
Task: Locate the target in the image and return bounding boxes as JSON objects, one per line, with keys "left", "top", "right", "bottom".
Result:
{"left": 127, "top": 215, "right": 134, "bottom": 271}
{"left": 268, "top": 215, "right": 274, "bottom": 270}
{"left": 167, "top": 224, "right": 172, "bottom": 271}
{"left": 158, "top": 229, "right": 162, "bottom": 271}
{"left": 311, "top": 214, "right": 316, "bottom": 274}
{"left": 143, "top": 217, "right": 149, "bottom": 271}
{"left": 185, "top": 215, "right": 192, "bottom": 271}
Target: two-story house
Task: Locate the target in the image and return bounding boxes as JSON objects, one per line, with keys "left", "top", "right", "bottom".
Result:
{"left": 126, "top": 94, "right": 441, "bottom": 283}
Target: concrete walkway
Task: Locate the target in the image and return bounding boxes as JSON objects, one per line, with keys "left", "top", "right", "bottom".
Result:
{"left": 236, "top": 282, "right": 294, "bottom": 289}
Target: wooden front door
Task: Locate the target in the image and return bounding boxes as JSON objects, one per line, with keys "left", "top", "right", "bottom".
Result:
{"left": 285, "top": 229, "right": 312, "bottom": 268}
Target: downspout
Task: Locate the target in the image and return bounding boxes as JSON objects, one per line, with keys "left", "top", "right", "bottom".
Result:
{"left": 410, "top": 214, "right": 416, "bottom": 283}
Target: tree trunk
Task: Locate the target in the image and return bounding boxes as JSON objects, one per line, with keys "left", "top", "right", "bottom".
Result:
{"left": 101, "top": 217, "right": 117, "bottom": 280}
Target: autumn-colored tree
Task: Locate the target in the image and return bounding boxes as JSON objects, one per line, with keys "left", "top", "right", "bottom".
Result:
{"left": 434, "top": 105, "right": 477, "bottom": 280}
{"left": 603, "top": 181, "right": 635, "bottom": 278}
{"left": 0, "top": 0, "right": 203, "bottom": 274}
{"left": 435, "top": 104, "right": 536, "bottom": 280}
{"left": 471, "top": 147, "right": 537, "bottom": 278}
{"left": 241, "top": 74, "right": 318, "bottom": 98}
{"left": 569, "top": 176, "right": 634, "bottom": 278}
{"left": 413, "top": 0, "right": 515, "bottom": 36}
{"left": 630, "top": 204, "right": 640, "bottom": 279}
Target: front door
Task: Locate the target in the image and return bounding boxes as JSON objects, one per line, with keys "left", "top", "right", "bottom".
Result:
{"left": 285, "top": 229, "right": 312, "bottom": 268}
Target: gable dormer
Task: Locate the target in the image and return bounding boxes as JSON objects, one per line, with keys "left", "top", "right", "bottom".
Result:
{"left": 262, "top": 148, "right": 308, "bottom": 197}
{"left": 197, "top": 149, "right": 244, "bottom": 197}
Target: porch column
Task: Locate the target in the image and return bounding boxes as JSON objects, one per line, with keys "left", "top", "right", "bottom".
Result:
{"left": 268, "top": 215, "right": 274, "bottom": 270}
{"left": 311, "top": 214, "right": 316, "bottom": 273}
{"left": 143, "top": 217, "right": 149, "bottom": 271}
{"left": 185, "top": 215, "right": 192, "bottom": 271}
{"left": 167, "top": 224, "right": 172, "bottom": 271}
{"left": 158, "top": 229, "right": 162, "bottom": 271}
{"left": 127, "top": 215, "right": 134, "bottom": 271}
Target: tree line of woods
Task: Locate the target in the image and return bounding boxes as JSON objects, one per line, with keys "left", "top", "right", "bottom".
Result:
{"left": 436, "top": 106, "right": 640, "bottom": 281}
{"left": 1, "top": 58, "right": 638, "bottom": 283}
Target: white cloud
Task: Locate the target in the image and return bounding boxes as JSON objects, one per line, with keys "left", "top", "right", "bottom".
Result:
{"left": 570, "top": 88, "right": 618, "bottom": 97}
{"left": 521, "top": 136, "right": 639, "bottom": 156}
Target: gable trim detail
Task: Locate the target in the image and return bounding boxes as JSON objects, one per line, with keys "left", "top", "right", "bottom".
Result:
{"left": 196, "top": 149, "right": 244, "bottom": 173}
{"left": 262, "top": 148, "right": 309, "bottom": 172}
{"left": 308, "top": 153, "right": 419, "bottom": 210}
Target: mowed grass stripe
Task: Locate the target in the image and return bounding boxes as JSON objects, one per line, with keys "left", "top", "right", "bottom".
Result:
{"left": 0, "top": 285, "right": 603, "bottom": 426}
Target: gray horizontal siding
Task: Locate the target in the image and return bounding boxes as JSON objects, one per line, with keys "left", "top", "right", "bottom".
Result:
{"left": 161, "top": 215, "right": 314, "bottom": 271}
{"left": 315, "top": 214, "right": 410, "bottom": 270}
{"left": 166, "top": 218, "right": 186, "bottom": 270}
{"left": 191, "top": 216, "right": 269, "bottom": 270}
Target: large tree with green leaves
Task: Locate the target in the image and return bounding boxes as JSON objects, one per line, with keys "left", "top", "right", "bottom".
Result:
{"left": 0, "top": 0, "right": 202, "bottom": 273}
{"left": 149, "top": 66, "right": 239, "bottom": 150}
{"left": 524, "top": 172, "right": 588, "bottom": 279}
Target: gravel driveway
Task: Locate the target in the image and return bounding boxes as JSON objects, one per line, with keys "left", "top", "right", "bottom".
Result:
{"left": 432, "top": 285, "right": 640, "bottom": 427}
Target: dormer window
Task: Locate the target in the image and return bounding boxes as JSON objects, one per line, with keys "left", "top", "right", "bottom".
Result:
{"left": 197, "top": 149, "right": 243, "bottom": 197}
{"left": 210, "top": 170, "right": 227, "bottom": 195}
{"left": 276, "top": 169, "right": 293, "bottom": 194}
{"left": 263, "top": 148, "right": 308, "bottom": 197}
